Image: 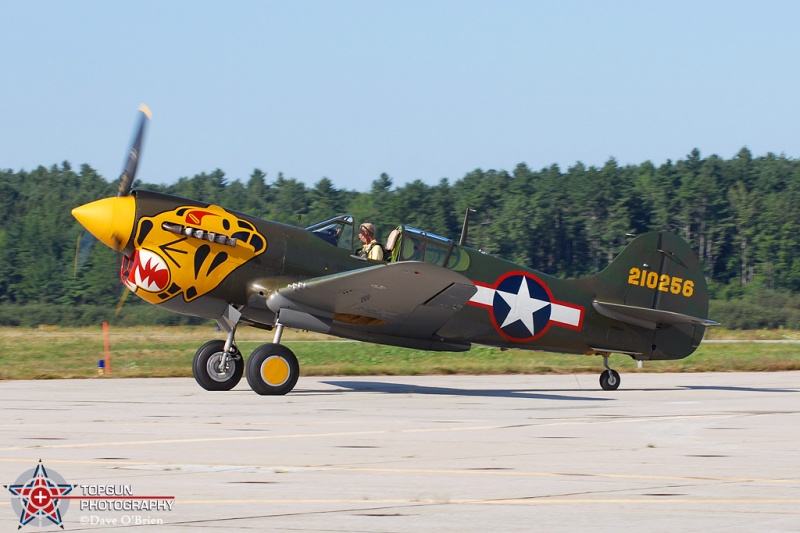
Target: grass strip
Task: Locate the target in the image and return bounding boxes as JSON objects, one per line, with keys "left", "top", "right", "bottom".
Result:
{"left": 2, "top": 326, "right": 800, "bottom": 380}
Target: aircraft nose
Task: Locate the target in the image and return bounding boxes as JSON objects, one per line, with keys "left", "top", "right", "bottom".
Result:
{"left": 71, "top": 196, "right": 136, "bottom": 252}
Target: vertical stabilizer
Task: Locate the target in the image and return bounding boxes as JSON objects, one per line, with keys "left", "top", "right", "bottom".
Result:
{"left": 576, "top": 232, "right": 714, "bottom": 359}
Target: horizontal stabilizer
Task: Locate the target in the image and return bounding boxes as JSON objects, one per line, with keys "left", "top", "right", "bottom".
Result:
{"left": 593, "top": 300, "right": 720, "bottom": 330}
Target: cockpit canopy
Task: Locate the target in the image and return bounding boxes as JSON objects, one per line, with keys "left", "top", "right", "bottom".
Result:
{"left": 386, "top": 226, "right": 469, "bottom": 271}
{"left": 306, "top": 214, "right": 354, "bottom": 251}
{"left": 307, "top": 215, "right": 469, "bottom": 271}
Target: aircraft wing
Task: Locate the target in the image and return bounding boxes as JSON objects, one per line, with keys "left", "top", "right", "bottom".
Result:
{"left": 267, "top": 261, "right": 477, "bottom": 340}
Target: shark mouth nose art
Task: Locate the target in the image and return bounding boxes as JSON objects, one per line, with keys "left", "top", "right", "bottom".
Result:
{"left": 122, "top": 249, "right": 170, "bottom": 292}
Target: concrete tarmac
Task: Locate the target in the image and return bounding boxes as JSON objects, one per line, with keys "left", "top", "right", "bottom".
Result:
{"left": 1, "top": 372, "right": 799, "bottom": 532}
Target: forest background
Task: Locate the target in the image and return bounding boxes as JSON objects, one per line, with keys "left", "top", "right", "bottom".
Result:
{"left": 1, "top": 146, "right": 798, "bottom": 330}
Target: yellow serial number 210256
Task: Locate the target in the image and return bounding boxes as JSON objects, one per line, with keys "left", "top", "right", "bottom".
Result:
{"left": 627, "top": 268, "right": 694, "bottom": 297}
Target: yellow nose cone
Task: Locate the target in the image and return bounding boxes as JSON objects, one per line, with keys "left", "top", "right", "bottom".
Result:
{"left": 72, "top": 196, "right": 136, "bottom": 252}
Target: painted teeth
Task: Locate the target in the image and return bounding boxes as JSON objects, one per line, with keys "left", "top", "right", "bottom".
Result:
{"left": 134, "top": 250, "right": 169, "bottom": 292}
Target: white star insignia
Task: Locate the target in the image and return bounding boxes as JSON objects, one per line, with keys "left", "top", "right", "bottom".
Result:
{"left": 496, "top": 277, "right": 550, "bottom": 335}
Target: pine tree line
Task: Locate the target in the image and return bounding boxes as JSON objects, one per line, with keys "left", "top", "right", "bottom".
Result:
{"left": 2, "top": 147, "right": 799, "bottom": 327}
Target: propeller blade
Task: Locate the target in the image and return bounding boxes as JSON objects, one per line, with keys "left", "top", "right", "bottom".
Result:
{"left": 118, "top": 104, "right": 152, "bottom": 197}
{"left": 73, "top": 232, "right": 82, "bottom": 278}
{"left": 115, "top": 288, "right": 130, "bottom": 316}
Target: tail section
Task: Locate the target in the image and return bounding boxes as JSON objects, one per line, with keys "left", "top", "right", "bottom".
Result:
{"left": 579, "top": 232, "right": 717, "bottom": 360}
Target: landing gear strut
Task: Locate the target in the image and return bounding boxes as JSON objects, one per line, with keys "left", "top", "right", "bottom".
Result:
{"left": 599, "top": 356, "right": 621, "bottom": 391}
{"left": 193, "top": 308, "right": 245, "bottom": 391}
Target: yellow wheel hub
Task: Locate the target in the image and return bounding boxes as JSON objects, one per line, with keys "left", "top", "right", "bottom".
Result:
{"left": 261, "top": 356, "right": 290, "bottom": 386}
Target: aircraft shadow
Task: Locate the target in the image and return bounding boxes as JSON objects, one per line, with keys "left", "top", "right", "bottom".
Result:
{"left": 678, "top": 385, "right": 799, "bottom": 393}
{"left": 321, "top": 380, "right": 613, "bottom": 402}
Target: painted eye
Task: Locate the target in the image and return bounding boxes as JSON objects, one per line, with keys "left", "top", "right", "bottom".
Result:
{"left": 249, "top": 235, "right": 264, "bottom": 250}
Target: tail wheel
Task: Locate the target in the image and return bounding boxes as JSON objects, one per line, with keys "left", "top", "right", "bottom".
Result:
{"left": 599, "top": 369, "right": 621, "bottom": 391}
{"left": 246, "top": 343, "right": 300, "bottom": 396}
{"left": 193, "top": 340, "right": 244, "bottom": 391}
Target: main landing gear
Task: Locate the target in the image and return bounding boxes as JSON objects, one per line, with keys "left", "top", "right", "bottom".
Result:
{"left": 599, "top": 355, "right": 621, "bottom": 391}
{"left": 192, "top": 308, "right": 300, "bottom": 396}
{"left": 192, "top": 339, "right": 244, "bottom": 391}
{"left": 245, "top": 324, "right": 300, "bottom": 396}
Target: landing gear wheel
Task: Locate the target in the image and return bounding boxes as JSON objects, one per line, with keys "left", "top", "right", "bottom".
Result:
{"left": 246, "top": 343, "right": 300, "bottom": 396}
{"left": 599, "top": 369, "right": 621, "bottom": 391}
{"left": 193, "top": 340, "right": 244, "bottom": 391}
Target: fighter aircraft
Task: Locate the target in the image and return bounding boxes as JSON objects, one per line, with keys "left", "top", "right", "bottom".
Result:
{"left": 72, "top": 106, "right": 717, "bottom": 395}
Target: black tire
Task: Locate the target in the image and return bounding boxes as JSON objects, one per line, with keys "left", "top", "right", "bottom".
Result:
{"left": 599, "top": 369, "right": 621, "bottom": 391}
{"left": 246, "top": 343, "right": 300, "bottom": 396}
{"left": 193, "top": 340, "right": 244, "bottom": 391}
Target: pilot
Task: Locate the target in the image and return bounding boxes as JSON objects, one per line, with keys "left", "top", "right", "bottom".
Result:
{"left": 358, "top": 222, "right": 384, "bottom": 261}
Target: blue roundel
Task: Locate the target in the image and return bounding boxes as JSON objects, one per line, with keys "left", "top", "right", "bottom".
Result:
{"left": 492, "top": 274, "right": 552, "bottom": 339}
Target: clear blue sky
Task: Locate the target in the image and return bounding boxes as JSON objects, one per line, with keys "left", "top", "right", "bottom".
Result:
{"left": 2, "top": 0, "right": 798, "bottom": 191}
